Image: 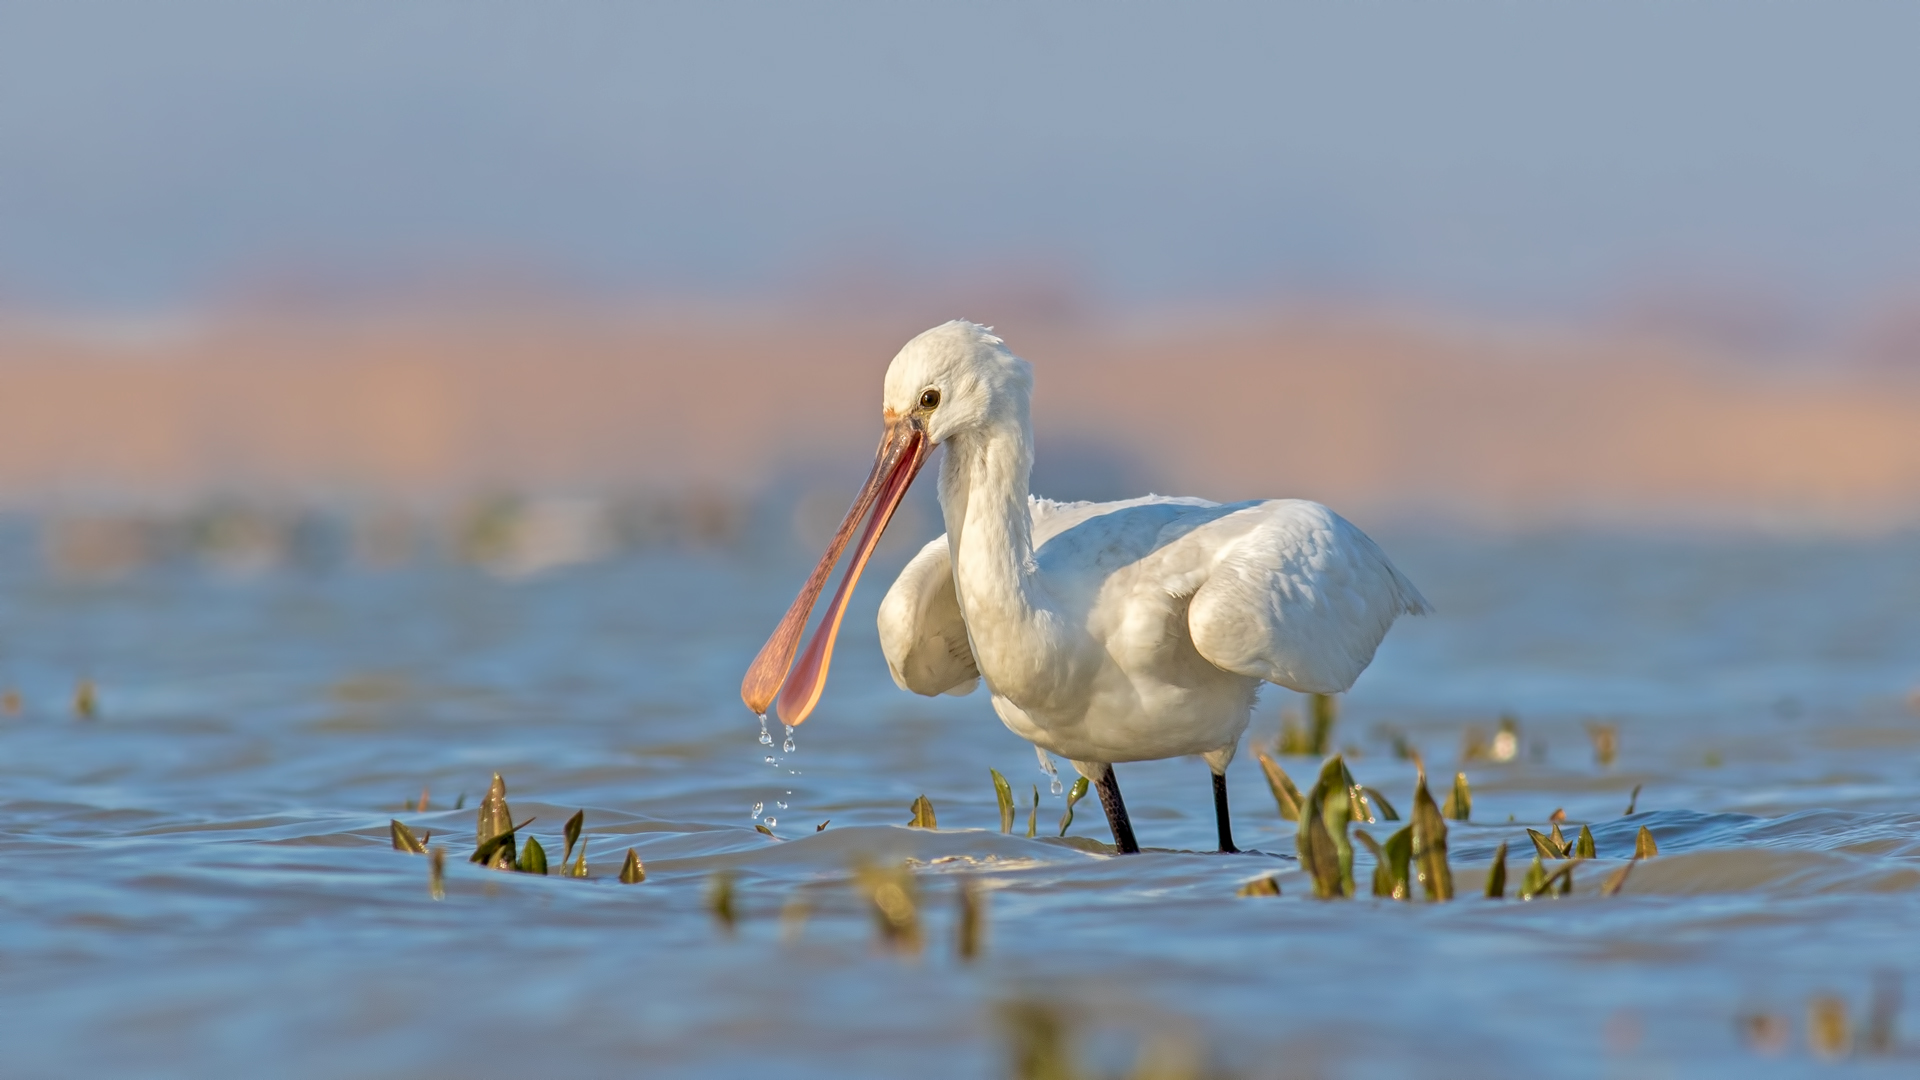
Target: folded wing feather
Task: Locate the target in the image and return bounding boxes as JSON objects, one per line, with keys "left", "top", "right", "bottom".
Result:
{"left": 1186, "top": 500, "right": 1429, "bottom": 694}
{"left": 876, "top": 536, "right": 980, "bottom": 697}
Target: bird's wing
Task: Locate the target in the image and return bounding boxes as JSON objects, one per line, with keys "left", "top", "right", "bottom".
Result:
{"left": 1185, "top": 500, "right": 1429, "bottom": 694}
{"left": 877, "top": 536, "right": 980, "bottom": 697}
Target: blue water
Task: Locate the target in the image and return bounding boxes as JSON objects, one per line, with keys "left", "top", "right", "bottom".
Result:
{"left": 1, "top": 525, "right": 1918, "bottom": 1077}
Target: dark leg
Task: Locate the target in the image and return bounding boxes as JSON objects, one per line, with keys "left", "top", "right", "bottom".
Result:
{"left": 1094, "top": 765, "right": 1140, "bottom": 854}
{"left": 1212, "top": 771, "right": 1238, "bottom": 853}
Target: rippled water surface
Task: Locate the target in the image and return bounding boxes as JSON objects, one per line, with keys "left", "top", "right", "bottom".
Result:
{"left": 2, "top": 526, "right": 1919, "bottom": 1077}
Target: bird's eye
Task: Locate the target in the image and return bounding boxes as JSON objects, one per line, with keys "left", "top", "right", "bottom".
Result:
{"left": 919, "top": 388, "right": 941, "bottom": 409}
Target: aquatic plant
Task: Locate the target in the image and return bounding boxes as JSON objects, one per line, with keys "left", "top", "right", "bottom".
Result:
{"left": 472, "top": 773, "right": 519, "bottom": 870}
{"left": 1599, "top": 859, "right": 1634, "bottom": 897}
{"left": 1441, "top": 771, "right": 1471, "bottom": 821}
{"left": 470, "top": 822, "right": 528, "bottom": 869}
{"left": 428, "top": 847, "right": 445, "bottom": 900}
{"left": 1624, "top": 783, "right": 1642, "bottom": 815}
{"left": 1599, "top": 822, "right": 1661, "bottom": 896}
{"left": 1057, "top": 776, "right": 1088, "bottom": 837}
{"left": 1409, "top": 769, "right": 1453, "bottom": 901}
{"left": 1359, "top": 785, "right": 1400, "bottom": 822}
{"left": 1356, "top": 826, "right": 1411, "bottom": 900}
{"left": 1809, "top": 995, "right": 1850, "bottom": 1059}
{"left": 1527, "top": 822, "right": 1571, "bottom": 861}
{"left": 991, "top": 768, "right": 1016, "bottom": 833}
{"left": 73, "top": 678, "right": 98, "bottom": 719}
{"left": 1308, "top": 693, "right": 1337, "bottom": 754}
{"left": 1484, "top": 841, "right": 1508, "bottom": 898}
{"left": 390, "top": 819, "right": 428, "bottom": 854}
{"left": 1001, "top": 1000, "right": 1076, "bottom": 1080}
{"left": 1235, "top": 875, "right": 1281, "bottom": 897}
{"left": 1520, "top": 858, "right": 1580, "bottom": 900}
{"left": 1370, "top": 723, "right": 1417, "bottom": 761}
{"left": 390, "top": 775, "right": 601, "bottom": 880}
{"left": 708, "top": 871, "right": 736, "bottom": 933}
{"left": 956, "top": 877, "right": 985, "bottom": 960}
{"left": 1585, "top": 721, "right": 1618, "bottom": 767}
{"left": 1865, "top": 971, "right": 1902, "bottom": 1055}
{"left": 909, "top": 795, "right": 938, "bottom": 829}
{"left": 780, "top": 895, "right": 811, "bottom": 945}
{"left": 1737, "top": 1010, "right": 1790, "bottom": 1056}
{"left": 854, "top": 862, "right": 921, "bottom": 953}
{"left": 1027, "top": 784, "right": 1039, "bottom": 838}
{"left": 620, "top": 849, "right": 645, "bottom": 883}
{"left": 1296, "top": 757, "right": 1356, "bottom": 899}
{"left": 1519, "top": 854, "right": 1548, "bottom": 897}
{"left": 562, "top": 810, "right": 584, "bottom": 867}
{"left": 520, "top": 836, "right": 549, "bottom": 874}
{"left": 1254, "top": 750, "right": 1302, "bottom": 821}
{"left": 1275, "top": 693, "right": 1339, "bottom": 756}
{"left": 999, "top": 999, "right": 1230, "bottom": 1080}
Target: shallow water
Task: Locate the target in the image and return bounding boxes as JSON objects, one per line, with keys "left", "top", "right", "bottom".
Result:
{"left": 1, "top": 525, "right": 1918, "bottom": 1077}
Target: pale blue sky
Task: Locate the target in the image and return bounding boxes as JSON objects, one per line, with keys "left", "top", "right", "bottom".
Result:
{"left": 3, "top": 3, "right": 1917, "bottom": 324}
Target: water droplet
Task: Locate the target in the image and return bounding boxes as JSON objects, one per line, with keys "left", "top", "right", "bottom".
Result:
{"left": 764, "top": 755, "right": 776, "bottom": 764}
{"left": 782, "top": 723, "right": 796, "bottom": 753}
{"left": 1035, "top": 748, "right": 1063, "bottom": 794}
{"left": 751, "top": 802, "right": 764, "bottom": 819}
{"left": 764, "top": 817, "right": 777, "bottom": 828}
{"left": 758, "top": 714, "right": 773, "bottom": 746}
{"left": 776, "top": 801, "right": 789, "bottom": 810}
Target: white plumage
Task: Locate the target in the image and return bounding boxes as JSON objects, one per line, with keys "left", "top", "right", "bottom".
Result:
{"left": 879, "top": 494, "right": 1427, "bottom": 768}
{"left": 743, "top": 320, "right": 1427, "bottom": 853}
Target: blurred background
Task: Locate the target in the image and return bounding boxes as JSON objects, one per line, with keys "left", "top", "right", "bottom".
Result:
{"left": 3, "top": 2, "right": 1920, "bottom": 576}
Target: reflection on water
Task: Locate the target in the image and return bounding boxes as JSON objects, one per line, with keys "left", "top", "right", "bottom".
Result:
{"left": 0, "top": 525, "right": 1917, "bottom": 1077}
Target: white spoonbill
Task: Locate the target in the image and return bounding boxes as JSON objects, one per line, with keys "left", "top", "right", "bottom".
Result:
{"left": 742, "top": 321, "right": 1428, "bottom": 853}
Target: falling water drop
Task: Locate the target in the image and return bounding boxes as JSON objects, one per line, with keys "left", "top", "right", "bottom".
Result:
{"left": 782, "top": 723, "right": 796, "bottom": 753}
{"left": 757, "top": 714, "right": 773, "bottom": 747}
{"left": 764, "top": 817, "right": 778, "bottom": 828}
{"left": 1035, "top": 747, "right": 1064, "bottom": 795}
{"left": 751, "top": 802, "right": 764, "bottom": 819}
{"left": 777, "top": 801, "right": 789, "bottom": 810}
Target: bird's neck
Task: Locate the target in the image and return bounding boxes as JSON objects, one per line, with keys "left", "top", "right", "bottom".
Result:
{"left": 937, "top": 414, "right": 1041, "bottom": 635}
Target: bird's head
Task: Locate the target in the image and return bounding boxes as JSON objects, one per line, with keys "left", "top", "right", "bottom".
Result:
{"left": 881, "top": 320, "right": 1031, "bottom": 448}
{"left": 740, "top": 320, "right": 1026, "bottom": 726}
